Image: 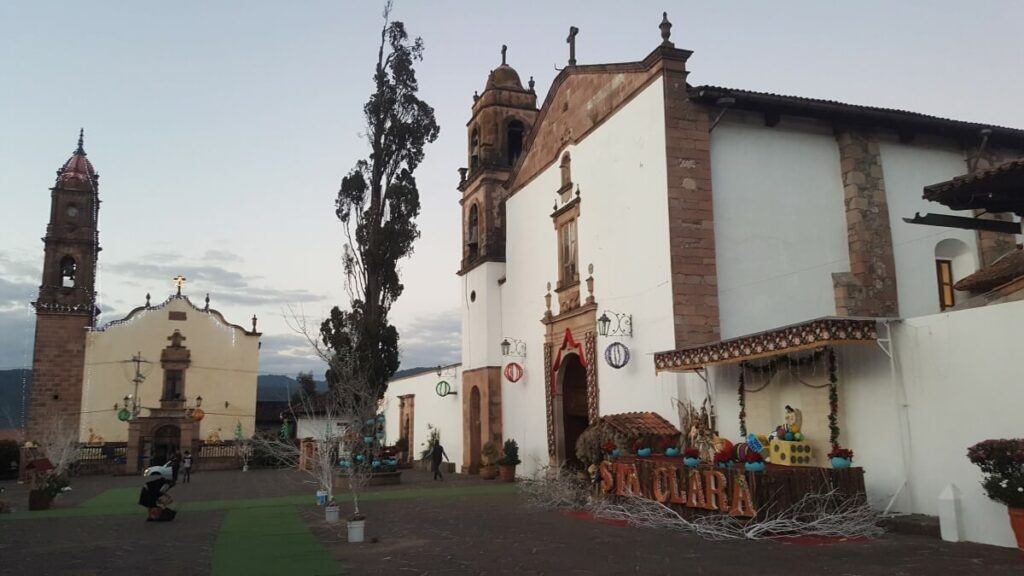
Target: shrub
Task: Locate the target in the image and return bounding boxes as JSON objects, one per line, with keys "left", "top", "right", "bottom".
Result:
{"left": 500, "top": 439, "right": 521, "bottom": 466}
{"left": 968, "top": 439, "right": 1024, "bottom": 508}
{"left": 481, "top": 441, "right": 500, "bottom": 466}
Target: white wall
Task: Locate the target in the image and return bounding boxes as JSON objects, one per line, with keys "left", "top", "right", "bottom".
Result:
{"left": 710, "top": 116, "right": 849, "bottom": 339}
{"left": 880, "top": 142, "right": 979, "bottom": 318}
{"left": 296, "top": 417, "right": 348, "bottom": 440}
{"left": 501, "top": 77, "right": 684, "bottom": 476}
{"left": 461, "top": 262, "right": 505, "bottom": 370}
{"left": 383, "top": 366, "right": 463, "bottom": 467}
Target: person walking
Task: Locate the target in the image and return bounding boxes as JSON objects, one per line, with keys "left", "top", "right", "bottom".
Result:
{"left": 169, "top": 450, "right": 181, "bottom": 484}
{"left": 430, "top": 441, "right": 449, "bottom": 481}
{"left": 182, "top": 451, "right": 193, "bottom": 483}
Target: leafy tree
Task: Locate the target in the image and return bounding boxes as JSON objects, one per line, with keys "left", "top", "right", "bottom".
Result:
{"left": 290, "top": 371, "right": 318, "bottom": 405}
{"left": 324, "top": 0, "right": 439, "bottom": 402}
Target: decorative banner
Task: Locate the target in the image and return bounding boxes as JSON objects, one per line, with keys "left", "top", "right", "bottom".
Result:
{"left": 435, "top": 380, "right": 452, "bottom": 397}
{"left": 604, "top": 342, "right": 630, "bottom": 369}
{"left": 504, "top": 362, "right": 524, "bottom": 383}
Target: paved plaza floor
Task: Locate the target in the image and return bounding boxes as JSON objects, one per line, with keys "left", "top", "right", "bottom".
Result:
{"left": 1, "top": 468, "right": 1022, "bottom": 575}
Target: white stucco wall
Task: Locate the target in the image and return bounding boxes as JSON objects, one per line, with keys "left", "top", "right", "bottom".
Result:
{"left": 461, "top": 262, "right": 505, "bottom": 370}
{"left": 80, "top": 295, "right": 260, "bottom": 443}
{"left": 383, "top": 365, "right": 463, "bottom": 467}
{"left": 880, "top": 141, "right": 980, "bottom": 318}
{"left": 710, "top": 116, "right": 849, "bottom": 339}
{"left": 501, "top": 77, "right": 684, "bottom": 476}
{"left": 295, "top": 417, "right": 348, "bottom": 441}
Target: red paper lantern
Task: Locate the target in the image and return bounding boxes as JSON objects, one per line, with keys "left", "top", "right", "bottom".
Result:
{"left": 503, "top": 362, "right": 524, "bottom": 383}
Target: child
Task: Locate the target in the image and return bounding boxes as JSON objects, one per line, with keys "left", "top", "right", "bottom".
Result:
{"left": 182, "top": 451, "right": 193, "bottom": 483}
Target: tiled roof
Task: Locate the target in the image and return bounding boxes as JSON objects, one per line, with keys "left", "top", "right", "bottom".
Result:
{"left": 955, "top": 248, "right": 1024, "bottom": 293}
{"left": 923, "top": 157, "right": 1024, "bottom": 214}
{"left": 597, "top": 412, "right": 679, "bottom": 438}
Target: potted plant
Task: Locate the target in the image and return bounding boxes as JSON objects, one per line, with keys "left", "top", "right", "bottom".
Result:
{"left": 480, "top": 441, "right": 500, "bottom": 480}
{"left": 683, "top": 447, "right": 701, "bottom": 467}
{"left": 968, "top": 439, "right": 1024, "bottom": 550}
{"left": 498, "top": 439, "right": 521, "bottom": 482}
{"left": 828, "top": 446, "right": 854, "bottom": 469}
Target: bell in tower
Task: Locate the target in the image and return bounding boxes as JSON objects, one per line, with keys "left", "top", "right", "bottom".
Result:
{"left": 459, "top": 45, "right": 539, "bottom": 273}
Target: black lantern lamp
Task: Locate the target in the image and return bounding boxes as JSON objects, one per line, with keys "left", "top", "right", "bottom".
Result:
{"left": 500, "top": 338, "right": 511, "bottom": 356}
{"left": 597, "top": 313, "right": 611, "bottom": 336}
{"left": 196, "top": 395, "right": 203, "bottom": 408}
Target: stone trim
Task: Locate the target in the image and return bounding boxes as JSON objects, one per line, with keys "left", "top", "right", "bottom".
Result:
{"left": 831, "top": 130, "right": 899, "bottom": 317}
{"left": 971, "top": 149, "right": 1021, "bottom": 267}
{"left": 662, "top": 58, "right": 720, "bottom": 348}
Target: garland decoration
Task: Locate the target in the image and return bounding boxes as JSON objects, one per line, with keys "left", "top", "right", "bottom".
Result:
{"left": 737, "top": 362, "right": 747, "bottom": 438}
{"left": 827, "top": 347, "right": 839, "bottom": 449}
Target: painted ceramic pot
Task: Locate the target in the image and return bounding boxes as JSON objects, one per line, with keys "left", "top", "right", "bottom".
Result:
{"left": 665, "top": 448, "right": 680, "bottom": 457}
{"left": 831, "top": 457, "right": 852, "bottom": 469}
{"left": 363, "top": 436, "right": 374, "bottom": 444}
{"left": 744, "top": 461, "right": 765, "bottom": 472}
{"left": 683, "top": 457, "right": 700, "bottom": 467}
{"left": 636, "top": 448, "right": 652, "bottom": 457}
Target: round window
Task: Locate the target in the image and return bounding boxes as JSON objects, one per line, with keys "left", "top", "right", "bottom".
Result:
{"left": 470, "top": 290, "right": 476, "bottom": 302}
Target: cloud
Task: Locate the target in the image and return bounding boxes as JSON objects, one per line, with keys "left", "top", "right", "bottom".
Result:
{"left": 396, "top": 308, "right": 460, "bottom": 370}
{"left": 258, "top": 333, "right": 326, "bottom": 377}
{"left": 202, "top": 249, "right": 244, "bottom": 263}
{"left": 102, "top": 261, "right": 324, "bottom": 306}
{"left": 0, "top": 252, "right": 39, "bottom": 369}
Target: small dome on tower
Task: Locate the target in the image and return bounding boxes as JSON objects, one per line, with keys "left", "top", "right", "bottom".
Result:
{"left": 485, "top": 45, "right": 524, "bottom": 91}
{"left": 56, "top": 129, "right": 97, "bottom": 188}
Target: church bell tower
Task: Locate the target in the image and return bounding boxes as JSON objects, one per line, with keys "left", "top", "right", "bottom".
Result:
{"left": 27, "top": 130, "right": 101, "bottom": 441}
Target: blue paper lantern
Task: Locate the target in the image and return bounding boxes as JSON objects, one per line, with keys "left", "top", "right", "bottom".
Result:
{"left": 604, "top": 342, "right": 630, "bottom": 369}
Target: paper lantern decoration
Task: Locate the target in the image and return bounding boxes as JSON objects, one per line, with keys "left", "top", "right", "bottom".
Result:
{"left": 504, "top": 362, "right": 524, "bottom": 383}
{"left": 435, "top": 380, "right": 452, "bottom": 397}
{"left": 746, "top": 433, "right": 764, "bottom": 454}
{"left": 117, "top": 408, "right": 131, "bottom": 422}
{"left": 191, "top": 408, "right": 205, "bottom": 422}
{"left": 604, "top": 342, "right": 630, "bottom": 369}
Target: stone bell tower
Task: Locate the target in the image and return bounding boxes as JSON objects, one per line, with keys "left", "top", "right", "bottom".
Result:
{"left": 457, "top": 47, "right": 538, "bottom": 473}
{"left": 27, "top": 130, "right": 101, "bottom": 441}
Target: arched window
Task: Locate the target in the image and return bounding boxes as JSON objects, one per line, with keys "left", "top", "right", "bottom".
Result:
{"left": 507, "top": 120, "right": 525, "bottom": 166}
{"left": 467, "top": 204, "right": 480, "bottom": 260}
{"left": 934, "top": 238, "right": 976, "bottom": 310}
{"left": 559, "top": 152, "right": 572, "bottom": 189}
{"left": 60, "top": 256, "right": 77, "bottom": 288}
{"left": 470, "top": 127, "right": 480, "bottom": 169}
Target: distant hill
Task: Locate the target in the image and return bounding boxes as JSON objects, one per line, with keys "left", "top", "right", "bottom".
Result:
{"left": 256, "top": 374, "right": 327, "bottom": 401}
{"left": 0, "top": 369, "right": 30, "bottom": 428}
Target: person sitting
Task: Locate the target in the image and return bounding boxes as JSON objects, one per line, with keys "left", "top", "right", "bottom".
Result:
{"left": 138, "top": 471, "right": 176, "bottom": 522}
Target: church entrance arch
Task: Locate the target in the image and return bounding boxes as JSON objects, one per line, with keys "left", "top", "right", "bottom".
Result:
{"left": 468, "top": 386, "right": 482, "bottom": 473}
{"left": 557, "top": 353, "right": 589, "bottom": 467}
{"left": 152, "top": 425, "right": 180, "bottom": 466}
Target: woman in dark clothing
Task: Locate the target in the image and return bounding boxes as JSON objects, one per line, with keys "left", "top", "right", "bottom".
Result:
{"left": 430, "top": 442, "right": 449, "bottom": 481}
{"left": 139, "top": 473, "right": 176, "bottom": 521}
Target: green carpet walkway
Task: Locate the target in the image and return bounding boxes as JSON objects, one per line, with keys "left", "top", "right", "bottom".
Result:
{"left": 0, "top": 483, "right": 518, "bottom": 520}
{"left": 213, "top": 506, "right": 342, "bottom": 576}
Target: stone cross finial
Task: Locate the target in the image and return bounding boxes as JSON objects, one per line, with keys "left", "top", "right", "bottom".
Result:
{"left": 173, "top": 275, "right": 186, "bottom": 295}
{"left": 168, "top": 330, "right": 186, "bottom": 347}
{"left": 501, "top": 44, "right": 507, "bottom": 65}
{"left": 204, "top": 293, "right": 210, "bottom": 311}
{"left": 252, "top": 314, "right": 258, "bottom": 333}
{"left": 566, "top": 26, "right": 579, "bottom": 66}
{"left": 660, "top": 12, "right": 673, "bottom": 47}
{"left": 145, "top": 292, "right": 151, "bottom": 308}
{"left": 76, "top": 128, "right": 86, "bottom": 155}
{"left": 528, "top": 76, "right": 535, "bottom": 91}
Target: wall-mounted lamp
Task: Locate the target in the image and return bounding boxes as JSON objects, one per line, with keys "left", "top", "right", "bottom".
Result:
{"left": 224, "top": 400, "right": 230, "bottom": 409}
{"left": 597, "top": 311, "right": 633, "bottom": 337}
{"left": 196, "top": 395, "right": 203, "bottom": 408}
{"left": 500, "top": 338, "right": 527, "bottom": 358}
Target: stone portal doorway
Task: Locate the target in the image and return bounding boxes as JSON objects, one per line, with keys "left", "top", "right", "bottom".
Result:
{"left": 557, "top": 354, "right": 589, "bottom": 467}
{"left": 398, "top": 395, "right": 414, "bottom": 463}
{"left": 151, "top": 425, "right": 181, "bottom": 466}
{"left": 468, "top": 386, "right": 482, "bottom": 473}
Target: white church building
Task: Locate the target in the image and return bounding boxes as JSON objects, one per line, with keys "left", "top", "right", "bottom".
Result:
{"left": 385, "top": 16, "right": 1024, "bottom": 547}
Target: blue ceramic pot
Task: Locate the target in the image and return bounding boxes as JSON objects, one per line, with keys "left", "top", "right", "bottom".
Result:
{"left": 363, "top": 436, "right": 374, "bottom": 444}
{"left": 371, "top": 460, "right": 381, "bottom": 468}
{"left": 744, "top": 461, "right": 765, "bottom": 472}
{"left": 683, "top": 457, "right": 700, "bottom": 467}
{"left": 636, "top": 448, "right": 652, "bottom": 457}
{"left": 665, "top": 448, "right": 680, "bottom": 457}
{"left": 831, "top": 457, "right": 852, "bottom": 469}
{"left": 611, "top": 448, "right": 621, "bottom": 458}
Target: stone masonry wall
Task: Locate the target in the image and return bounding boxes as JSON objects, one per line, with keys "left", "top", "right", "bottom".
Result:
{"left": 971, "top": 148, "right": 1021, "bottom": 268}
{"left": 27, "top": 313, "right": 90, "bottom": 441}
{"left": 832, "top": 130, "right": 899, "bottom": 318}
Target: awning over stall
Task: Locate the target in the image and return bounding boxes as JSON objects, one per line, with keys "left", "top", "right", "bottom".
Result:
{"left": 654, "top": 317, "right": 880, "bottom": 373}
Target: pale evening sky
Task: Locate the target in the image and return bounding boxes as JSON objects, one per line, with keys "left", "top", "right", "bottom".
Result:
{"left": 1, "top": 1, "right": 1022, "bottom": 377}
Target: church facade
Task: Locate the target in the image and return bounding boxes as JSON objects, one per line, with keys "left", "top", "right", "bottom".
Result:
{"left": 27, "top": 135, "right": 261, "bottom": 472}
{"left": 385, "top": 15, "right": 1024, "bottom": 547}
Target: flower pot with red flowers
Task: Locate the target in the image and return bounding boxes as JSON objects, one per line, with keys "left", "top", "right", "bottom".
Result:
{"left": 480, "top": 441, "right": 500, "bottom": 480}
{"left": 683, "top": 448, "right": 700, "bottom": 467}
{"left": 828, "top": 447, "right": 854, "bottom": 469}
{"left": 742, "top": 450, "right": 765, "bottom": 472}
{"left": 498, "top": 439, "right": 521, "bottom": 482}
{"left": 967, "top": 439, "right": 1024, "bottom": 551}
{"left": 713, "top": 450, "right": 733, "bottom": 469}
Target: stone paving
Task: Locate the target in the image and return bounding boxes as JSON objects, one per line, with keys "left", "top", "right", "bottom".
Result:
{"left": 2, "top": 468, "right": 1022, "bottom": 575}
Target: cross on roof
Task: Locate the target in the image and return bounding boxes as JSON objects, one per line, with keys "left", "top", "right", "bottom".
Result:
{"left": 173, "top": 275, "right": 186, "bottom": 295}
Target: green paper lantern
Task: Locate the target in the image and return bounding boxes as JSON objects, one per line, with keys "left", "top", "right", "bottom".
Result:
{"left": 117, "top": 408, "right": 131, "bottom": 422}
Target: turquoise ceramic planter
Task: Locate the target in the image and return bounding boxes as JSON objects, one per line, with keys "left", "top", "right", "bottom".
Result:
{"left": 744, "top": 461, "right": 765, "bottom": 472}
{"left": 683, "top": 457, "right": 700, "bottom": 467}
{"left": 611, "top": 448, "right": 621, "bottom": 458}
{"left": 665, "top": 448, "right": 680, "bottom": 457}
{"left": 637, "top": 448, "right": 652, "bottom": 457}
{"left": 831, "top": 457, "right": 852, "bottom": 469}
